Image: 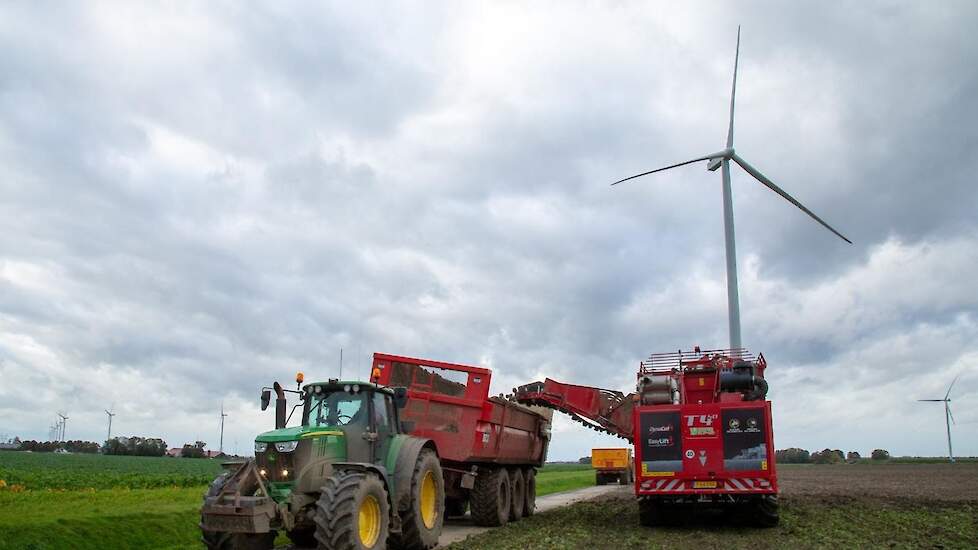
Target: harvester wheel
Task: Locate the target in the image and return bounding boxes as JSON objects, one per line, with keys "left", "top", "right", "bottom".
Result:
{"left": 314, "top": 470, "right": 390, "bottom": 550}
{"left": 391, "top": 449, "right": 444, "bottom": 549}
{"left": 201, "top": 472, "right": 276, "bottom": 550}
{"left": 753, "top": 495, "right": 780, "bottom": 527}
{"left": 638, "top": 497, "right": 678, "bottom": 527}
{"left": 470, "top": 467, "right": 510, "bottom": 527}
{"left": 522, "top": 468, "right": 536, "bottom": 517}
{"left": 508, "top": 468, "right": 525, "bottom": 521}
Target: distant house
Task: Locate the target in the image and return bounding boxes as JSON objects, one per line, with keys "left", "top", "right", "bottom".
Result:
{"left": 166, "top": 448, "right": 182, "bottom": 458}
{"left": 204, "top": 450, "right": 226, "bottom": 459}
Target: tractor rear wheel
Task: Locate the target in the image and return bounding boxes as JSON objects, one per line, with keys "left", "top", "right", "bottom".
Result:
{"left": 522, "top": 468, "right": 536, "bottom": 517}
{"left": 470, "top": 467, "right": 510, "bottom": 526}
{"left": 508, "top": 468, "right": 525, "bottom": 521}
{"left": 391, "top": 449, "right": 444, "bottom": 550}
{"left": 314, "top": 470, "right": 390, "bottom": 550}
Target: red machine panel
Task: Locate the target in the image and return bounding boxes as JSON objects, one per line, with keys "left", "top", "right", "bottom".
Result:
{"left": 634, "top": 401, "right": 777, "bottom": 496}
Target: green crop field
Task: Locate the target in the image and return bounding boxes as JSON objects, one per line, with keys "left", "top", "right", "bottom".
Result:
{"left": 0, "top": 453, "right": 597, "bottom": 549}
{"left": 0, "top": 452, "right": 223, "bottom": 491}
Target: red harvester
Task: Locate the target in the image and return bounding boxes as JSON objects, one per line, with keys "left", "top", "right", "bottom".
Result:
{"left": 513, "top": 347, "right": 779, "bottom": 526}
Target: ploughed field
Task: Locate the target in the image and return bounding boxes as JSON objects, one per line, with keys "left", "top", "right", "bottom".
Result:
{"left": 447, "top": 463, "right": 978, "bottom": 549}
{"left": 0, "top": 453, "right": 594, "bottom": 549}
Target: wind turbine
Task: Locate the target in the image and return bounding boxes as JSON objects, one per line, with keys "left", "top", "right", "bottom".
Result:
{"left": 105, "top": 407, "right": 116, "bottom": 441}
{"left": 612, "top": 26, "right": 851, "bottom": 350}
{"left": 918, "top": 375, "right": 960, "bottom": 463}
{"left": 219, "top": 402, "right": 228, "bottom": 454}
{"left": 57, "top": 412, "right": 68, "bottom": 442}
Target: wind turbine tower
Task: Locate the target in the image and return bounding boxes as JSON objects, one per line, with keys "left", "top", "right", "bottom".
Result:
{"left": 612, "top": 26, "right": 851, "bottom": 349}
{"left": 105, "top": 408, "right": 116, "bottom": 441}
{"left": 219, "top": 403, "right": 227, "bottom": 454}
{"left": 918, "top": 375, "right": 960, "bottom": 463}
{"left": 57, "top": 412, "right": 68, "bottom": 442}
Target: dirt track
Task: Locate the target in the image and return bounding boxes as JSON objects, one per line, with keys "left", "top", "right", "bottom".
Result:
{"left": 778, "top": 463, "right": 978, "bottom": 501}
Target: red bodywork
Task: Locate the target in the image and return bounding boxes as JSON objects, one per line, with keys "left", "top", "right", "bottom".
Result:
{"left": 514, "top": 348, "right": 778, "bottom": 499}
{"left": 370, "top": 353, "right": 550, "bottom": 467}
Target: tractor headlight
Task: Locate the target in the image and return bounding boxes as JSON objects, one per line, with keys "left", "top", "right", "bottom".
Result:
{"left": 254, "top": 441, "right": 267, "bottom": 453}
{"left": 275, "top": 441, "right": 299, "bottom": 453}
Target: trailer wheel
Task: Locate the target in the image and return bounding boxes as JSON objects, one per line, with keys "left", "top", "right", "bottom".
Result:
{"left": 522, "top": 468, "right": 536, "bottom": 517}
{"left": 753, "top": 495, "right": 780, "bottom": 527}
{"left": 314, "top": 470, "right": 390, "bottom": 550}
{"left": 391, "top": 449, "right": 444, "bottom": 549}
{"left": 508, "top": 468, "right": 525, "bottom": 521}
{"left": 470, "top": 467, "right": 510, "bottom": 527}
{"left": 595, "top": 472, "right": 605, "bottom": 486}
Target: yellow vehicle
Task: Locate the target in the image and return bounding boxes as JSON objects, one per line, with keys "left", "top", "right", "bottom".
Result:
{"left": 591, "top": 448, "right": 633, "bottom": 485}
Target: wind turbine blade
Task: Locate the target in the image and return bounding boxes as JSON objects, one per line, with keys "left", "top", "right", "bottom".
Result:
{"left": 917, "top": 399, "right": 944, "bottom": 402}
{"left": 945, "top": 374, "right": 960, "bottom": 400}
{"left": 730, "top": 153, "right": 853, "bottom": 244}
{"left": 611, "top": 151, "right": 729, "bottom": 186}
{"left": 727, "top": 25, "right": 741, "bottom": 149}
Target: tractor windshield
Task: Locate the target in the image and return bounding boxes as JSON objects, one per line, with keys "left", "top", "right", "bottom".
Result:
{"left": 304, "top": 388, "right": 366, "bottom": 428}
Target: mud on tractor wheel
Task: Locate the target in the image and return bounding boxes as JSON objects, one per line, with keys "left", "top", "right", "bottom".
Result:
{"left": 390, "top": 449, "right": 445, "bottom": 550}
{"left": 314, "top": 470, "right": 390, "bottom": 550}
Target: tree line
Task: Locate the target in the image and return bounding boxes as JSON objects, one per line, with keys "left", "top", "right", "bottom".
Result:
{"left": 776, "top": 447, "right": 890, "bottom": 464}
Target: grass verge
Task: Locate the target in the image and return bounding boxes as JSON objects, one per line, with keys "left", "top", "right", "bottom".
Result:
{"left": 446, "top": 494, "right": 978, "bottom": 549}
{"left": 535, "top": 463, "right": 595, "bottom": 497}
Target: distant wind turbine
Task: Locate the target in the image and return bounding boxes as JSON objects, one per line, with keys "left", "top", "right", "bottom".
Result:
{"left": 918, "top": 375, "right": 960, "bottom": 463}
{"left": 612, "top": 26, "right": 851, "bottom": 350}
{"left": 57, "top": 412, "right": 68, "bottom": 442}
{"left": 219, "top": 403, "right": 228, "bottom": 454}
{"left": 105, "top": 407, "right": 116, "bottom": 441}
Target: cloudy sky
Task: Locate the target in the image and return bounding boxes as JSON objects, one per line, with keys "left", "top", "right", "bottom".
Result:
{"left": 2, "top": 1, "right": 976, "bottom": 460}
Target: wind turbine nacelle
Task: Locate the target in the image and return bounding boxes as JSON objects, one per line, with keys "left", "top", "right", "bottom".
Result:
{"left": 707, "top": 157, "right": 723, "bottom": 172}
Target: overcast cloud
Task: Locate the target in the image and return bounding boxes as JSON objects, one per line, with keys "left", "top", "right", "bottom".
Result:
{"left": 1, "top": 1, "right": 976, "bottom": 460}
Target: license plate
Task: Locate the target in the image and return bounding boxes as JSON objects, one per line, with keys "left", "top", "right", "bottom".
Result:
{"left": 693, "top": 481, "right": 718, "bottom": 489}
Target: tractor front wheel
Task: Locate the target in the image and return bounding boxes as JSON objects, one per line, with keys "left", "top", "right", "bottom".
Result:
{"left": 391, "top": 449, "right": 444, "bottom": 549}
{"left": 314, "top": 470, "right": 390, "bottom": 550}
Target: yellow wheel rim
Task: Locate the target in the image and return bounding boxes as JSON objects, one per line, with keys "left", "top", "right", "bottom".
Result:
{"left": 358, "top": 494, "right": 381, "bottom": 548}
{"left": 420, "top": 470, "right": 437, "bottom": 529}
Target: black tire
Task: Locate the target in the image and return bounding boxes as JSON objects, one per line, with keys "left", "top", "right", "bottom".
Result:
{"left": 391, "top": 449, "right": 444, "bottom": 550}
{"left": 595, "top": 472, "right": 605, "bottom": 486}
{"left": 470, "top": 467, "right": 510, "bottom": 527}
{"left": 314, "top": 470, "right": 390, "bottom": 550}
{"left": 638, "top": 498, "right": 679, "bottom": 527}
{"left": 508, "top": 468, "right": 525, "bottom": 521}
{"left": 522, "top": 468, "right": 536, "bottom": 517}
{"left": 445, "top": 497, "right": 468, "bottom": 518}
{"left": 286, "top": 528, "right": 317, "bottom": 548}
{"left": 753, "top": 494, "right": 780, "bottom": 527}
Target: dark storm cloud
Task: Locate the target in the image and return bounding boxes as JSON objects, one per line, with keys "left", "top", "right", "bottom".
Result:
{"left": 1, "top": 1, "right": 975, "bottom": 458}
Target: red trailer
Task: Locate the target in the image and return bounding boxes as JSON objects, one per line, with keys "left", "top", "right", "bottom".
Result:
{"left": 514, "top": 347, "right": 779, "bottom": 526}
{"left": 370, "top": 353, "right": 551, "bottom": 526}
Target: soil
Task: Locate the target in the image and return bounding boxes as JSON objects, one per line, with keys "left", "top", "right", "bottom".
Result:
{"left": 778, "top": 463, "right": 978, "bottom": 502}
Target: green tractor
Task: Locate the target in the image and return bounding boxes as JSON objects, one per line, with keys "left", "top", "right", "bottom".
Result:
{"left": 200, "top": 375, "right": 444, "bottom": 550}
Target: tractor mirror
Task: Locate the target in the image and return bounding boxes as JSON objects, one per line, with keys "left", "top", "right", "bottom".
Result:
{"left": 260, "top": 389, "right": 271, "bottom": 411}
{"left": 392, "top": 387, "right": 408, "bottom": 409}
